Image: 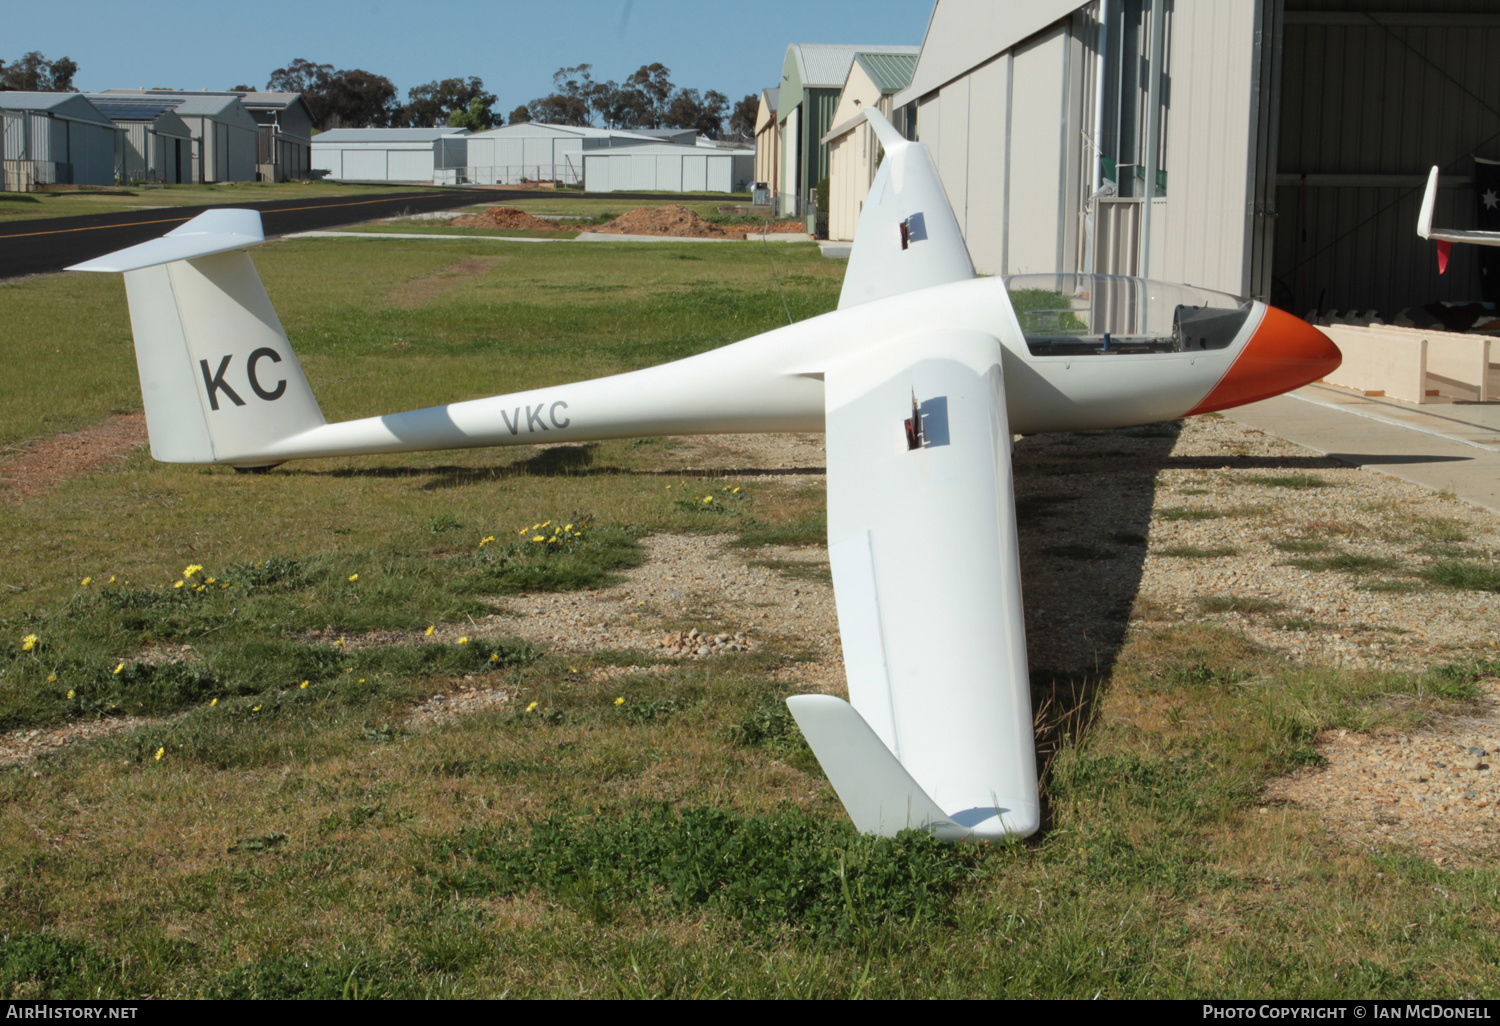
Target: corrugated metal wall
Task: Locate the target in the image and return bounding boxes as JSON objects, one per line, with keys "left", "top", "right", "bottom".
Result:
{"left": 1155, "top": 0, "right": 1261, "bottom": 296}
{"left": 1275, "top": 6, "right": 1500, "bottom": 315}
{"left": 915, "top": 19, "right": 1086, "bottom": 276}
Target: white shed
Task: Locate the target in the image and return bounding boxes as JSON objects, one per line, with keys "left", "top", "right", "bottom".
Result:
{"left": 0, "top": 92, "right": 120, "bottom": 187}
{"left": 87, "top": 96, "right": 191, "bottom": 184}
{"left": 582, "top": 143, "right": 754, "bottom": 194}
{"left": 311, "top": 128, "right": 469, "bottom": 184}
{"left": 463, "top": 123, "right": 670, "bottom": 186}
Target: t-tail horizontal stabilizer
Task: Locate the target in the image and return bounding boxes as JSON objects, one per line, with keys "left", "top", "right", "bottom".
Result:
{"left": 68, "top": 209, "right": 326, "bottom": 466}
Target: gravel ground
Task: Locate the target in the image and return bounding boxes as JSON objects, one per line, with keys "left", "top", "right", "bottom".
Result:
{"left": 5, "top": 416, "right": 1498, "bottom": 865}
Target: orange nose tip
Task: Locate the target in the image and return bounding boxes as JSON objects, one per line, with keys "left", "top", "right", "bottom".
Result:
{"left": 1187, "top": 306, "right": 1342, "bottom": 415}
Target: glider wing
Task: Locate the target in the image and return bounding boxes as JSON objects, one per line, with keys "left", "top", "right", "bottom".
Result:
{"left": 788, "top": 329, "right": 1039, "bottom": 841}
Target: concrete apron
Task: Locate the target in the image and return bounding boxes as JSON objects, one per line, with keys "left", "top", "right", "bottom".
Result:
{"left": 1225, "top": 382, "right": 1500, "bottom": 515}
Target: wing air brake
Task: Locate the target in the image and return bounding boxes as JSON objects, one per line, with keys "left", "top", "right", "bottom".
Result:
{"left": 788, "top": 330, "right": 1039, "bottom": 841}
{"left": 836, "top": 109, "right": 976, "bottom": 310}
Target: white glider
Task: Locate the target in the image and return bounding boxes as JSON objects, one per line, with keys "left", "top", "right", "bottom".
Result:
{"left": 1417, "top": 164, "right": 1500, "bottom": 273}
{"left": 69, "top": 110, "right": 1340, "bottom": 843}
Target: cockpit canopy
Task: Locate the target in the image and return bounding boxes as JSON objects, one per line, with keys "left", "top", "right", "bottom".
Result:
{"left": 1004, "top": 274, "right": 1253, "bottom": 357}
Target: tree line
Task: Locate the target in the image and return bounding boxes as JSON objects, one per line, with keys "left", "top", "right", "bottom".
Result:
{"left": 0, "top": 51, "right": 78, "bottom": 92}
{"left": 261, "top": 58, "right": 758, "bottom": 140}
{"left": 528, "top": 63, "right": 757, "bottom": 140}
{"left": 0, "top": 50, "right": 763, "bottom": 142}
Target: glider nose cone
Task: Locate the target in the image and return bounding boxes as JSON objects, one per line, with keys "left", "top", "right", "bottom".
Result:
{"left": 1188, "top": 306, "right": 1342, "bottom": 415}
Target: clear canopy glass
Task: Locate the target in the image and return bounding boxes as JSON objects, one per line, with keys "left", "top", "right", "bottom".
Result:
{"left": 1004, "top": 274, "right": 1253, "bottom": 356}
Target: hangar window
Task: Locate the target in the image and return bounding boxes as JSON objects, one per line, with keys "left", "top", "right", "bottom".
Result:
{"left": 1006, "top": 274, "right": 1251, "bottom": 356}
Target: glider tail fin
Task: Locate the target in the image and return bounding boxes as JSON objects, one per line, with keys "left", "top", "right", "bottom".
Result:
{"left": 69, "top": 209, "right": 325, "bottom": 467}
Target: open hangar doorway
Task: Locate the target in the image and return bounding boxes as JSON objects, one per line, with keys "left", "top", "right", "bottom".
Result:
{"left": 1270, "top": 2, "right": 1500, "bottom": 323}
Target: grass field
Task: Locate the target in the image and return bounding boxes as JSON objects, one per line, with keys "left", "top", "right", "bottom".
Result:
{"left": 0, "top": 181, "right": 444, "bottom": 223}
{"left": 1, "top": 235, "right": 1497, "bottom": 998}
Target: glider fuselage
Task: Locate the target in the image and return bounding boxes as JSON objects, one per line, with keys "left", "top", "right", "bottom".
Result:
{"left": 254, "top": 275, "right": 1322, "bottom": 466}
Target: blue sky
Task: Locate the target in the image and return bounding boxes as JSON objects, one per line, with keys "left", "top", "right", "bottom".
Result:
{"left": 11, "top": 1, "right": 934, "bottom": 114}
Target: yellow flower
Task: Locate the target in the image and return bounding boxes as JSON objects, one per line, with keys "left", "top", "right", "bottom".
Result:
{"left": 108, "top": 576, "right": 116, "bottom": 584}
{"left": 702, "top": 496, "right": 713, "bottom": 504}
{"left": 173, "top": 581, "right": 184, "bottom": 589}
{"left": 183, "top": 564, "right": 202, "bottom": 578}
{"left": 48, "top": 673, "right": 58, "bottom": 683}
{"left": 154, "top": 747, "right": 164, "bottom": 761}
{"left": 210, "top": 698, "right": 218, "bottom": 706}
{"left": 732, "top": 487, "right": 740, "bottom": 494}
{"left": 525, "top": 701, "right": 539, "bottom": 713}
{"left": 564, "top": 524, "right": 573, "bottom": 532}
{"left": 252, "top": 705, "right": 261, "bottom": 712}
{"left": 80, "top": 576, "right": 92, "bottom": 587}
{"left": 489, "top": 652, "right": 499, "bottom": 663}
{"left": 66, "top": 689, "right": 74, "bottom": 699}
{"left": 113, "top": 663, "right": 124, "bottom": 675}
{"left": 205, "top": 577, "right": 215, "bottom": 584}
{"left": 21, "top": 634, "right": 37, "bottom": 652}
{"left": 345, "top": 668, "right": 353, "bottom": 674}
{"left": 457, "top": 636, "right": 468, "bottom": 645}
{"left": 568, "top": 666, "right": 578, "bottom": 674}
{"left": 193, "top": 584, "right": 205, "bottom": 593}
{"left": 348, "top": 574, "right": 359, "bottom": 582}
{"left": 541, "top": 520, "right": 551, "bottom": 528}
{"left": 333, "top": 637, "right": 345, "bottom": 647}
{"left": 299, "top": 681, "right": 309, "bottom": 689}
{"left": 613, "top": 697, "right": 625, "bottom": 706}
{"left": 532, "top": 535, "right": 545, "bottom": 542}
{"left": 221, "top": 584, "right": 229, "bottom": 589}
{"left": 425, "top": 625, "right": 435, "bottom": 636}
{"left": 358, "top": 679, "right": 365, "bottom": 684}
{"left": 480, "top": 536, "right": 495, "bottom": 547}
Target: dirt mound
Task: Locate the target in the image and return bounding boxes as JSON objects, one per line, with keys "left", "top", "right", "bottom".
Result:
{"left": 589, "top": 206, "right": 810, "bottom": 240}
{"left": 750, "top": 219, "right": 810, "bottom": 237}
{"left": 591, "top": 205, "right": 735, "bottom": 238}
{"left": 450, "top": 207, "right": 561, "bottom": 231}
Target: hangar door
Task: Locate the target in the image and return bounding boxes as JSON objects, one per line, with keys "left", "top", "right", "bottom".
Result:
{"left": 1273, "top": 6, "right": 1500, "bottom": 316}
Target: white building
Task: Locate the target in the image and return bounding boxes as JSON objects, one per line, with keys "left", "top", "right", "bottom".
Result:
{"left": 87, "top": 95, "right": 192, "bottom": 184}
{"left": 893, "top": 0, "right": 1500, "bottom": 315}
{"left": 311, "top": 128, "right": 469, "bottom": 183}
{"left": 582, "top": 142, "right": 754, "bottom": 193}
{"left": 0, "top": 92, "right": 120, "bottom": 188}
{"left": 462, "top": 122, "right": 676, "bottom": 186}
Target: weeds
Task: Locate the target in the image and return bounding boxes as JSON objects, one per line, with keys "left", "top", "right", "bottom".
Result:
{"left": 1198, "top": 596, "right": 1283, "bottom": 615}
{"left": 1420, "top": 560, "right": 1500, "bottom": 592}
{"left": 1157, "top": 507, "right": 1225, "bottom": 522}
{"left": 1272, "top": 538, "right": 1329, "bottom": 554}
{"left": 1157, "top": 545, "right": 1239, "bottom": 558}
{"left": 1285, "top": 553, "right": 1403, "bottom": 575}
{"left": 1245, "top": 474, "right": 1334, "bottom": 489}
